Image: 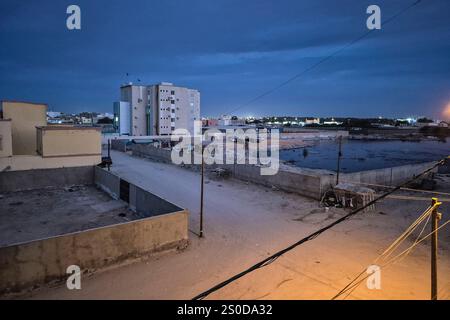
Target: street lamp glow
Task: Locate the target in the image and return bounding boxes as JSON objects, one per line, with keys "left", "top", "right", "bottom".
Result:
{"left": 444, "top": 103, "right": 450, "bottom": 120}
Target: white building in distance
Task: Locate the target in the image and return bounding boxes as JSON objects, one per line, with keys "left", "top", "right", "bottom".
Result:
{"left": 113, "top": 82, "right": 200, "bottom": 136}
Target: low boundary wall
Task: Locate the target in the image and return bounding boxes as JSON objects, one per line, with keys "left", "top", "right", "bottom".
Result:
{"left": 111, "top": 139, "right": 128, "bottom": 152}
{"left": 131, "top": 144, "right": 324, "bottom": 200}
{"left": 0, "top": 166, "right": 189, "bottom": 295}
{"left": 132, "top": 144, "right": 172, "bottom": 163}
{"left": 0, "top": 166, "right": 94, "bottom": 192}
{"left": 233, "top": 164, "right": 322, "bottom": 199}
{"left": 130, "top": 144, "right": 439, "bottom": 200}
{"left": 320, "top": 161, "right": 439, "bottom": 190}
{"left": 0, "top": 210, "right": 188, "bottom": 294}
{"left": 94, "top": 167, "right": 183, "bottom": 217}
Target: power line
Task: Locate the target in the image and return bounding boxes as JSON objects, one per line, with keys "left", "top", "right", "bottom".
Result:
{"left": 223, "top": 0, "right": 423, "bottom": 116}
{"left": 332, "top": 204, "right": 434, "bottom": 299}
{"left": 192, "top": 157, "right": 445, "bottom": 300}
{"left": 333, "top": 219, "right": 449, "bottom": 300}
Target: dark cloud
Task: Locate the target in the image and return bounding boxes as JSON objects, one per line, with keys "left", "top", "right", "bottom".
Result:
{"left": 0, "top": 0, "right": 449, "bottom": 118}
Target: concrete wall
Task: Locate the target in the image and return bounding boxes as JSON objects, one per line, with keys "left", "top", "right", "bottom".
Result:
{"left": 130, "top": 144, "right": 440, "bottom": 200}
{"left": 0, "top": 166, "right": 189, "bottom": 294}
{"left": 111, "top": 139, "right": 128, "bottom": 152}
{"left": 233, "top": 164, "right": 322, "bottom": 199}
{"left": 0, "top": 155, "right": 101, "bottom": 172}
{"left": 132, "top": 144, "right": 173, "bottom": 163}
{"left": 0, "top": 120, "right": 12, "bottom": 158}
{"left": 0, "top": 125, "right": 102, "bottom": 172}
{"left": 1, "top": 101, "right": 47, "bottom": 155}
{"left": 131, "top": 144, "right": 323, "bottom": 200}
{"left": 94, "top": 166, "right": 120, "bottom": 199}
{"left": 94, "top": 166, "right": 183, "bottom": 215}
{"left": 36, "top": 126, "right": 102, "bottom": 158}
{"left": 320, "top": 161, "right": 439, "bottom": 190}
{"left": 0, "top": 209, "right": 188, "bottom": 294}
{"left": 281, "top": 130, "right": 349, "bottom": 140}
{"left": 130, "top": 184, "right": 183, "bottom": 217}
{"left": 0, "top": 166, "right": 95, "bottom": 192}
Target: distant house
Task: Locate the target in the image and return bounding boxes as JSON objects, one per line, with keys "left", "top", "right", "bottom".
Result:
{"left": 305, "top": 117, "right": 320, "bottom": 125}
{"left": 202, "top": 118, "right": 219, "bottom": 127}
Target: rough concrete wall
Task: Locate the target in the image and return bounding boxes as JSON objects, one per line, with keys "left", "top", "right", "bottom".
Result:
{"left": 129, "top": 184, "right": 183, "bottom": 217}
{"left": 320, "top": 161, "right": 439, "bottom": 191}
{"left": 94, "top": 166, "right": 120, "bottom": 199}
{"left": 0, "top": 154, "right": 101, "bottom": 172}
{"left": 95, "top": 166, "right": 183, "bottom": 216}
{"left": 281, "top": 130, "right": 349, "bottom": 139}
{"left": 233, "top": 164, "right": 322, "bottom": 200}
{"left": 0, "top": 210, "right": 189, "bottom": 294}
{"left": 0, "top": 166, "right": 94, "bottom": 192}
{"left": 132, "top": 144, "right": 173, "bottom": 163}
{"left": 0, "top": 120, "right": 13, "bottom": 158}
{"left": 131, "top": 144, "right": 323, "bottom": 199}
{"left": 111, "top": 139, "right": 128, "bottom": 152}
{"left": 130, "top": 144, "right": 441, "bottom": 200}
{"left": 38, "top": 128, "right": 101, "bottom": 157}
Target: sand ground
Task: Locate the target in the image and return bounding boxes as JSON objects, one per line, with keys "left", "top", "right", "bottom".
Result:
{"left": 20, "top": 150, "right": 450, "bottom": 300}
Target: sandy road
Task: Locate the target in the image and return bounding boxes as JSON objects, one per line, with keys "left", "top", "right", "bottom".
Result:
{"left": 24, "top": 151, "right": 449, "bottom": 299}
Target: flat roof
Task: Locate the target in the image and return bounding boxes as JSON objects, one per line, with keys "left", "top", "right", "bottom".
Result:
{"left": 36, "top": 125, "right": 102, "bottom": 131}
{"left": 1, "top": 100, "right": 48, "bottom": 106}
{"left": 112, "top": 135, "right": 172, "bottom": 140}
{"left": 120, "top": 83, "right": 199, "bottom": 91}
{"left": 120, "top": 83, "right": 148, "bottom": 88}
{"left": 0, "top": 185, "right": 137, "bottom": 247}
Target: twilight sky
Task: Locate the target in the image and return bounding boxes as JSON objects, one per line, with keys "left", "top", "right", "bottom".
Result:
{"left": 0, "top": 0, "right": 449, "bottom": 119}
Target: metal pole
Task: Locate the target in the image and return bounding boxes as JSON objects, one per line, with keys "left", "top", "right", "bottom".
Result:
{"left": 431, "top": 197, "right": 441, "bottom": 300}
{"left": 336, "top": 135, "right": 342, "bottom": 185}
{"left": 199, "top": 144, "right": 204, "bottom": 238}
{"left": 107, "top": 139, "right": 111, "bottom": 171}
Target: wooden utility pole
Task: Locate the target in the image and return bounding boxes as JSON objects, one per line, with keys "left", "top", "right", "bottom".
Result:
{"left": 336, "top": 135, "right": 343, "bottom": 185}
{"left": 107, "top": 139, "right": 111, "bottom": 171}
{"left": 199, "top": 144, "right": 204, "bottom": 238}
{"left": 431, "top": 197, "right": 442, "bottom": 300}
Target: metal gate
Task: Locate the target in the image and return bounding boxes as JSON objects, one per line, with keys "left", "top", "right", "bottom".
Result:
{"left": 119, "top": 179, "right": 130, "bottom": 203}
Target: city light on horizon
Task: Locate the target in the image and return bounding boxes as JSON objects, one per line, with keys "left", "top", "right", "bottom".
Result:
{"left": 443, "top": 103, "right": 450, "bottom": 120}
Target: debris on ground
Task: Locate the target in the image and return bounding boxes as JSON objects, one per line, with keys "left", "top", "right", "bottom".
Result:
{"left": 334, "top": 183, "right": 376, "bottom": 212}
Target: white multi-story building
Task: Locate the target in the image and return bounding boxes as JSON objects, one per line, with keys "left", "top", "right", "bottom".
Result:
{"left": 113, "top": 82, "right": 200, "bottom": 136}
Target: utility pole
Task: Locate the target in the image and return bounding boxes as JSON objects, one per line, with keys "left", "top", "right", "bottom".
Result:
{"left": 107, "top": 139, "right": 111, "bottom": 171}
{"left": 431, "top": 197, "right": 442, "bottom": 300}
{"left": 336, "top": 135, "right": 343, "bottom": 185}
{"left": 199, "top": 144, "right": 204, "bottom": 238}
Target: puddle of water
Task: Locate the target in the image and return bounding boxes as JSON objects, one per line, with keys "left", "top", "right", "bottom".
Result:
{"left": 280, "top": 139, "right": 450, "bottom": 173}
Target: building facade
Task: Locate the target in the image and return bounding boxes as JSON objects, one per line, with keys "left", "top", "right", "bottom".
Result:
{"left": 114, "top": 82, "right": 200, "bottom": 136}
{"left": 0, "top": 100, "right": 102, "bottom": 172}
{"left": 1, "top": 101, "right": 47, "bottom": 155}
